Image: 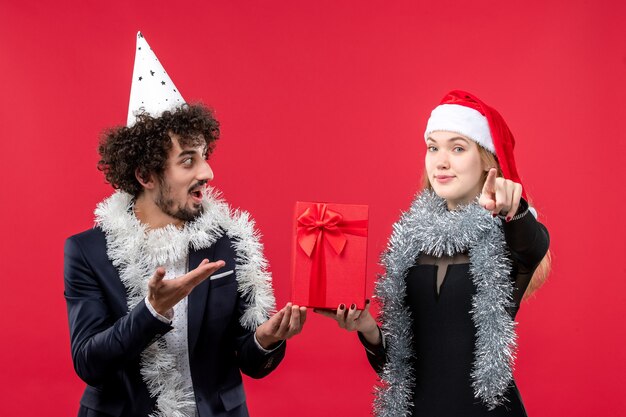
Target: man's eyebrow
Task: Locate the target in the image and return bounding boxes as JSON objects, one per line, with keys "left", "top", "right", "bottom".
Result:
{"left": 177, "top": 150, "right": 197, "bottom": 158}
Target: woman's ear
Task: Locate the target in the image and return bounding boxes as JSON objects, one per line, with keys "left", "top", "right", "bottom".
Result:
{"left": 482, "top": 158, "right": 497, "bottom": 173}
{"left": 135, "top": 168, "right": 156, "bottom": 190}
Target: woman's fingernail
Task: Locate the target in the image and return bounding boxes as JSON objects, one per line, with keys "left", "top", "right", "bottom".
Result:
{"left": 365, "top": 299, "right": 370, "bottom": 305}
{"left": 492, "top": 213, "right": 497, "bottom": 218}
{"left": 350, "top": 304, "right": 356, "bottom": 310}
{"left": 506, "top": 216, "right": 512, "bottom": 222}
{"left": 339, "top": 304, "right": 345, "bottom": 310}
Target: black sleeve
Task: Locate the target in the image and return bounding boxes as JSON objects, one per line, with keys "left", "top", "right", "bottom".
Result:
{"left": 64, "top": 236, "right": 172, "bottom": 386}
{"left": 502, "top": 198, "right": 550, "bottom": 270}
{"left": 502, "top": 199, "right": 550, "bottom": 307}
{"left": 231, "top": 299, "right": 286, "bottom": 379}
{"left": 357, "top": 327, "right": 387, "bottom": 374}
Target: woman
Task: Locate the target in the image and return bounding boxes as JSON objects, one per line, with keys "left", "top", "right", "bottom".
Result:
{"left": 317, "top": 90, "right": 550, "bottom": 416}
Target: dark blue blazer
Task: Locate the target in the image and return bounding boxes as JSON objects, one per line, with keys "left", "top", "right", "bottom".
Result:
{"left": 64, "top": 227, "right": 285, "bottom": 417}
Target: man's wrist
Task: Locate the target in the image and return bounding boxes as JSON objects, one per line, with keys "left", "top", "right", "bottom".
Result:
{"left": 145, "top": 297, "right": 173, "bottom": 322}
{"left": 254, "top": 333, "right": 284, "bottom": 353}
{"left": 255, "top": 329, "right": 282, "bottom": 350}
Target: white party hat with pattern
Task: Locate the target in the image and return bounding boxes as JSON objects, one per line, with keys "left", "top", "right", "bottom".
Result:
{"left": 127, "top": 32, "right": 185, "bottom": 126}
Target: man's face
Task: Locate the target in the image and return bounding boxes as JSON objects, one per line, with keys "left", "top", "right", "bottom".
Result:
{"left": 153, "top": 133, "right": 213, "bottom": 222}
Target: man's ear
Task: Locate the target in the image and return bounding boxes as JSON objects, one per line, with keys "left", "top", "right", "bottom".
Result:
{"left": 135, "top": 168, "right": 156, "bottom": 190}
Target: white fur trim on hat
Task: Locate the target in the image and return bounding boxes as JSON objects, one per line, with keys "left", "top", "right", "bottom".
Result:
{"left": 127, "top": 32, "right": 186, "bottom": 126}
{"left": 424, "top": 104, "right": 494, "bottom": 153}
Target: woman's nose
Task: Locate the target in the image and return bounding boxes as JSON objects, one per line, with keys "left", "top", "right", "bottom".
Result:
{"left": 435, "top": 152, "right": 449, "bottom": 169}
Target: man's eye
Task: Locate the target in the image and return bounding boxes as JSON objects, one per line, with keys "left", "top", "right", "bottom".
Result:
{"left": 183, "top": 158, "right": 193, "bottom": 166}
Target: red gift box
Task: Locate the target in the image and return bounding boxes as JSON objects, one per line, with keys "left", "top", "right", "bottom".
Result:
{"left": 291, "top": 202, "right": 368, "bottom": 309}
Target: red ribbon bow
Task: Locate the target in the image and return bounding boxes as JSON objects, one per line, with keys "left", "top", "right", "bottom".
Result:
{"left": 297, "top": 203, "right": 367, "bottom": 307}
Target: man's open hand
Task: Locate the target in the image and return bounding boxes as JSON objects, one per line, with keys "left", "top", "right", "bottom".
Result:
{"left": 255, "top": 303, "right": 307, "bottom": 349}
{"left": 147, "top": 259, "right": 225, "bottom": 316}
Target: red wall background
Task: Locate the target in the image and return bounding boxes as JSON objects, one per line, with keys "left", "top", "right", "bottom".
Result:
{"left": 1, "top": 1, "right": 625, "bottom": 415}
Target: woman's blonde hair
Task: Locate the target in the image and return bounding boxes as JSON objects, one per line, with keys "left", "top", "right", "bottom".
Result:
{"left": 421, "top": 145, "right": 551, "bottom": 299}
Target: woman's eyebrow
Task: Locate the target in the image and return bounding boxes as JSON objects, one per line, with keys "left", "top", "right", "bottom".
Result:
{"left": 426, "top": 136, "right": 470, "bottom": 144}
{"left": 448, "top": 136, "right": 470, "bottom": 143}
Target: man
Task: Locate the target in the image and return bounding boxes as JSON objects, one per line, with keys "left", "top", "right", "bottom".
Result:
{"left": 64, "top": 32, "right": 305, "bottom": 417}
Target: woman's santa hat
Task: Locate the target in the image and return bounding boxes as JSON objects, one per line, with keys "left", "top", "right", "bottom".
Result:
{"left": 424, "top": 90, "right": 527, "bottom": 200}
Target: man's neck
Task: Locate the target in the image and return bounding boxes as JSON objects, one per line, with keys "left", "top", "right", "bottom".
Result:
{"left": 133, "top": 193, "right": 184, "bottom": 230}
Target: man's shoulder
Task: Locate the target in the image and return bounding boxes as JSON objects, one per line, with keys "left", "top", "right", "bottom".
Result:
{"left": 65, "top": 227, "right": 108, "bottom": 258}
{"left": 67, "top": 227, "right": 106, "bottom": 244}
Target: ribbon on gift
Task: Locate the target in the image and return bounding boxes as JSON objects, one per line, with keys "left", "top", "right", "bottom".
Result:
{"left": 297, "top": 203, "right": 368, "bottom": 307}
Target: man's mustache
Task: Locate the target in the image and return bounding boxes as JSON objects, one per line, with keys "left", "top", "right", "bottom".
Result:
{"left": 189, "top": 180, "right": 208, "bottom": 192}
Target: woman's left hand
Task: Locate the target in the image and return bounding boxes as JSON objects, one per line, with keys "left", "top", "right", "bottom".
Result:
{"left": 478, "top": 168, "right": 523, "bottom": 220}
{"left": 314, "top": 300, "right": 378, "bottom": 335}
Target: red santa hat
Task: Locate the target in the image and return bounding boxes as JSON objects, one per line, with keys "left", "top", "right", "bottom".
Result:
{"left": 424, "top": 90, "right": 527, "bottom": 200}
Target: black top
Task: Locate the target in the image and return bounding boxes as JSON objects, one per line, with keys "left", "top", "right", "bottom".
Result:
{"left": 360, "top": 200, "right": 550, "bottom": 416}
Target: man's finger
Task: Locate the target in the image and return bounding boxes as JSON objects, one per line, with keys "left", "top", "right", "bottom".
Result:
{"left": 150, "top": 267, "right": 166, "bottom": 284}
{"left": 185, "top": 260, "right": 225, "bottom": 287}
{"left": 276, "top": 303, "right": 292, "bottom": 338}
{"left": 298, "top": 307, "right": 307, "bottom": 327}
{"left": 269, "top": 308, "right": 285, "bottom": 331}
{"left": 288, "top": 305, "right": 301, "bottom": 334}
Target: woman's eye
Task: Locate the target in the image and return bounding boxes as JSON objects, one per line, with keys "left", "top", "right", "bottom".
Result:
{"left": 453, "top": 146, "right": 464, "bottom": 152}
{"left": 427, "top": 146, "right": 437, "bottom": 152}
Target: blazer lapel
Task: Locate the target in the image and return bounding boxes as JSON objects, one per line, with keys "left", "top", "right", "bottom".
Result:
{"left": 187, "top": 245, "right": 214, "bottom": 354}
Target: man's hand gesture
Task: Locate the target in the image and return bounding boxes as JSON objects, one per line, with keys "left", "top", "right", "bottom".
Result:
{"left": 255, "top": 303, "right": 307, "bottom": 350}
{"left": 147, "top": 259, "right": 225, "bottom": 316}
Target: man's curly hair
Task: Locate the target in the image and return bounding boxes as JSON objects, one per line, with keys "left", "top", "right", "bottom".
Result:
{"left": 97, "top": 103, "right": 220, "bottom": 197}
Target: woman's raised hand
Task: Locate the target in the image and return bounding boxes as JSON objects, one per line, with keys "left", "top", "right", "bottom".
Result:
{"left": 478, "top": 168, "right": 523, "bottom": 220}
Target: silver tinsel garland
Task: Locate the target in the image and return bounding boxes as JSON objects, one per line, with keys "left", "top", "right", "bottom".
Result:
{"left": 374, "top": 190, "right": 516, "bottom": 416}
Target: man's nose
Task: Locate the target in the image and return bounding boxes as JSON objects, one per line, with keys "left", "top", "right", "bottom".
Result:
{"left": 199, "top": 161, "right": 214, "bottom": 181}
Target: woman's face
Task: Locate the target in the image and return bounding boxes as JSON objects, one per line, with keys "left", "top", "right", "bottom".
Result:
{"left": 425, "top": 131, "right": 488, "bottom": 209}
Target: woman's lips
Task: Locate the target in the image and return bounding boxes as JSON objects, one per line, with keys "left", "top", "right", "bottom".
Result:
{"left": 434, "top": 175, "right": 455, "bottom": 184}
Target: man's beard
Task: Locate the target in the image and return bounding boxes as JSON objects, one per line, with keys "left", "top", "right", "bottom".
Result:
{"left": 155, "top": 180, "right": 205, "bottom": 222}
